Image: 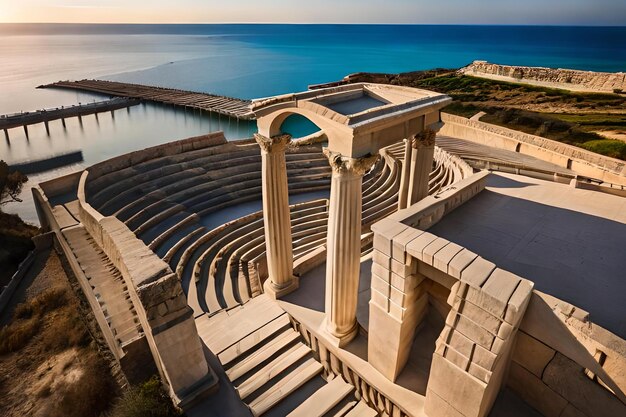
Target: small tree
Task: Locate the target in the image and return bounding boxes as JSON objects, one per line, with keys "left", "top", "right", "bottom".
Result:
{"left": 0, "top": 160, "right": 28, "bottom": 206}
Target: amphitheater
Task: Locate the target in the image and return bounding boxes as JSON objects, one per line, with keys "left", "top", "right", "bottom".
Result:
{"left": 34, "top": 83, "right": 626, "bottom": 417}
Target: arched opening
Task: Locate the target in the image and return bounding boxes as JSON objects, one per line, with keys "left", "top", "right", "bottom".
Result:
{"left": 278, "top": 113, "right": 322, "bottom": 139}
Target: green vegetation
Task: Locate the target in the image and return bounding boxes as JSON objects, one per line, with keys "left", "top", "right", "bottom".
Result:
{"left": 579, "top": 140, "right": 626, "bottom": 160}
{"left": 0, "top": 160, "right": 28, "bottom": 206}
{"left": 107, "top": 376, "right": 182, "bottom": 417}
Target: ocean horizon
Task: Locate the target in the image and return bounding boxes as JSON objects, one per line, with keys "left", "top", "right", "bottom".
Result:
{"left": 1, "top": 23, "right": 625, "bottom": 222}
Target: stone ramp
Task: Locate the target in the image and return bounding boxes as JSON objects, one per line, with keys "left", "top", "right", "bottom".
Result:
{"left": 196, "top": 295, "right": 377, "bottom": 416}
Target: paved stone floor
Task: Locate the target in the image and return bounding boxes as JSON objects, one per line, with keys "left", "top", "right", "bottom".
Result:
{"left": 429, "top": 172, "right": 626, "bottom": 339}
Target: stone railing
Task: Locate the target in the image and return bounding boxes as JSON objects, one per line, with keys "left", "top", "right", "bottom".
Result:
{"left": 288, "top": 314, "right": 420, "bottom": 417}
{"left": 440, "top": 113, "right": 626, "bottom": 187}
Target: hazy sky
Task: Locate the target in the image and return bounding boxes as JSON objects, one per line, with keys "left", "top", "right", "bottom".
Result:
{"left": 1, "top": 0, "right": 625, "bottom": 25}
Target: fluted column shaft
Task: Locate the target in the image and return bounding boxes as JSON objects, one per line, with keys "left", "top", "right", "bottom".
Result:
{"left": 254, "top": 134, "right": 298, "bottom": 298}
{"left": 408, "top": 129, "right": 436, "bottom": 206}
{"left": 398, "top": 138, "right": 413, "bottom": 210}
{"left": 324, "top": 149, "right": 378, "bottom": 346}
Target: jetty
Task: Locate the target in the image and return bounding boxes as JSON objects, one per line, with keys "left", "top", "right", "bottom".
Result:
{"left": 1, "top": 97, "right": 140, "bottom": 140}
{"left": 41, "top": 80, "right": 255, "bottom": 120}
{"left": 9, "top": 150, "right": 83, "bottom": 174}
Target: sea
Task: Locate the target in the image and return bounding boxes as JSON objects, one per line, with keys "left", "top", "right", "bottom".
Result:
{"left": 1, "top": 24, "right": 625, "bottom": 223}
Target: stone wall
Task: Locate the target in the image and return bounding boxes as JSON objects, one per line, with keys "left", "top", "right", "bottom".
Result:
{"left": 368, "top": 172, "right": 626, "bottom": 417}
{"left": 77, "top": 169, "right": 217, "bottom": 404}
{"left": 460, "top": 61, "right": 626, "bottom": 93}
{"left": 509, "top": 291, "right": 626, "bottom": 417}
{"left": 440, "top": 113, "right": 626, "bottom": 187}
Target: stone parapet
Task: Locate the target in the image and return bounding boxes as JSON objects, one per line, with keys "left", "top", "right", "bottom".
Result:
{"left": 440, "top": 113, "right": 626, "bottom": 186}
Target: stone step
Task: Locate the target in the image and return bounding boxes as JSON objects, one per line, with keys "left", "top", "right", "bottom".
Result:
{"left": 218, "top": 313, "right": 293, "bottom": 367}
{"left": 236, "top": 343, "right": 312, "bottom": 400}
{"left": 286, "top": 376, "right": 354, "bottom": 417}
{"left": 247, "top": 357, "right": 324, "bottom": 417}
{"left": 343, "top": 400, "right": 378, "bottom": 417}
{"left": 227, "top": 328, "right": 301, "bottom": 381}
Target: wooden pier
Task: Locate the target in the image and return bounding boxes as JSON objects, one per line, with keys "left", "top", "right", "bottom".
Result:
{"left": 41, "top": 80, "right": 255, "bottom": 120}
{"left": 1, "top": 97, "right": 140, "bottom": 139}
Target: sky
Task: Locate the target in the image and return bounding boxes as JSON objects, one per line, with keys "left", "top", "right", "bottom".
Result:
{"left": 1, "top": 0, "right": 625, "bottom": 25}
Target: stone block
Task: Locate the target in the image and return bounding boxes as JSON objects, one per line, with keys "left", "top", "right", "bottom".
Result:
{"left": 371, "top": 262, "right": 391, "bottom": 283}
{"left": 422, "top": 238, "right": 450, "bottom": 266}
{"left": 390, "top": 257, "right": 414, "bottom": 278}
{"left": 460, "top": 257, "right": 496, "bottom": 288}
{"left": 444, "top": 343, "right": 471, "bottom": 371}
{"left": 425, "top": 388, "right": 466, "bottom": 417}
{"left": 448, "top": 249, "right": 479, "bottom": 279}
{"left": 371, "top": 273, "right": 391, "bottom": 298}
{"left": 442, "top": 327, "right": 475, "bottom": 359}
{"left": 504, "top": 279, "right": 534, "bottom": 324}
{"left": 370, "top": 287, "right": 389, "bottom": 311}
{"left": 543, "top": 353, "right": 626, "bottom": 417}
{"left": 428, "top": 352, "right": 487, "bottom": 417}
{"left": 433, "top": 242, "right": 464, "bottom": 274}
{"left": 368, "top": 301, "right": 419, "bottom": 381}
{"left": 372, "top": 219, "right": 409, "bottom": 256}
{"left": 468, "top": 362, "right": 493, "bottom": 384}
{"left": 372, "top": 249, "right": 391, "bottom": 269}
{"left": 406, "top": 232, "right": 438, "bottom": 261}
{"left": 390, "top": 271, "right": 425, "bottom": 294}
{"left": 391, "top": 227, "right": 425, "bottom": 263}
{"left": 453, "top": 297, "right": 502, "bottom": 335}
{"left": 472, "top": 342, "right": 498, "bottom": 371}
{"left": 480, "top": 269, "right": 521, "bottom": 316}
{"left": 507, "top": 361, "right": 567, "bottom": 417}
{"left": 447, "top": 312, "right": 495, "bottom": 350}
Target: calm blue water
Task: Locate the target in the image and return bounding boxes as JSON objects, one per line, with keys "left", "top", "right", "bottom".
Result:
{"left": 0, "top": 24, "right": 624, "bottom": 222}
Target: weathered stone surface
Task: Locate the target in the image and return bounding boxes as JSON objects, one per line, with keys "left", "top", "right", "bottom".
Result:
{"left": 512, "top": 331, "right": 555, "bottom": 378}
{"left": 543, "top": 353, "right": 626, "bottom": 417}
{"left": 508, "top": 361, "right": 568, "bottom": 417}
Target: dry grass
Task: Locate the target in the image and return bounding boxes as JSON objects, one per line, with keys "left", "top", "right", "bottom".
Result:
{"left": 107, "top": 376, "right": 181, "bottom": 417}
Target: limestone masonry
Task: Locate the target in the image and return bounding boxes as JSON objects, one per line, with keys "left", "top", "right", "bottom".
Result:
{"left": 460, "top": 60, "right": 626, "bottom": 93}
{"left": 34, "top": 83, "right": 626, "bottom": 417}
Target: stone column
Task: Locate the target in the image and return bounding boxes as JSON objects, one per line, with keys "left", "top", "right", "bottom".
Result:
{"left": 324, "top": 149, "right": 378, "bottom": 346}
{"left": 397, "top": 138, "right": 413, "bottom": 210}
{"left": 408, "top": 128, "right": 436, "bottom": 206}
{"left": 254, "top": 134, "right": 298, "bottom": 298}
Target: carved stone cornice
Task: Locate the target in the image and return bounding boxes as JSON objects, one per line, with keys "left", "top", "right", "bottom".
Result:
{"left": 254, "top": 133, "right": 292, "bottom": 153}
{"left": 323, "top": 149, "right": 379, "bottom": 176}
{"left": 411, "top": 128, "right": 436, "bottom": 149}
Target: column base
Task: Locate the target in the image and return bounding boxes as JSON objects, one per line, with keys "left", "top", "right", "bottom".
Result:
{"left": 323, "top": 318, "right": 359, "bottom": 348}
{"left": 263, "top": 276, "right": 299, "bottom": 299}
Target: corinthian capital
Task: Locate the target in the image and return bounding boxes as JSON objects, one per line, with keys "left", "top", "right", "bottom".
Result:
{"left": 411, "top": 128, "right": 436, "bottom": 149}
{"left": 323, "top": 149, "right": 379, "bottom": 176}
{"left": 254, "top": 133, "right": 292, "bottom": 153}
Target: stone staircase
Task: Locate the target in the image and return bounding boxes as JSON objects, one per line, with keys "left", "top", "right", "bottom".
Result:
{"left": 62, "top": 224, "right": 143, "bottom": 349}
{"left": 196, "top": 295, "right": 377, "bottom": 416}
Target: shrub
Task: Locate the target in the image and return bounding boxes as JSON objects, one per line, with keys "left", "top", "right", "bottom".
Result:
{"left": 107, "top": 376, "right": 181, "bottom": 417}
{"left": 580, "top": 140, "right": 626, "bottom": 160}
{"left": 0, "top": 318, "right": 40, "bottom": 354}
